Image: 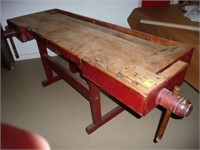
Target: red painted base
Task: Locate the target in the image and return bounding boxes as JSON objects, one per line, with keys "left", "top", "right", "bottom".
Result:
{"left": 37, "top": 41, "right": 125, "bottom": 134}
{"left": 86, "top": 106, "right": 124, "bottom": 134}
{"left": 42, "top": 76, "right": 61, "bottom": 87}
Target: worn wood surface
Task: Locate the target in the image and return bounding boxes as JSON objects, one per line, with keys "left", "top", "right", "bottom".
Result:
{"left": 8, "top": 10, "right": 192, "bottom": 96}
{"left": 128, "top": 4, "right": 199, "bottom": 91}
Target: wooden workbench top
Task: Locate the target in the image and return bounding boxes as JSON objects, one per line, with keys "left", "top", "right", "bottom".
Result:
{"left": 7, "top": 9, "right": 193, "bottom": 96}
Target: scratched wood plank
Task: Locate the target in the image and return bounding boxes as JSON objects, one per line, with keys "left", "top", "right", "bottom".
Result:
{"left": 9, "top": 12, "right": 190, "bottom": 73}
{"left": 8, "top": 10, "right": 191, "bottom": 95}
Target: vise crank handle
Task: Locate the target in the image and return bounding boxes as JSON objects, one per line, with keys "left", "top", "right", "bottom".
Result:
{"left": 4, "top": 26, "right": 19, "bottom": 59}
{"left": 9, "top": 37, "right": 19, "bottom": 59}
{"left": 155, "top": 109, "right": 171, "bottom": 142}
{"left": 155, "top": 86, "right": 193, "bottom": 142}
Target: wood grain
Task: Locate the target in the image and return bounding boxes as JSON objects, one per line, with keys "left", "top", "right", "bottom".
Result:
{"left": 8, "top": 10, "right": 192, "bottom": 96}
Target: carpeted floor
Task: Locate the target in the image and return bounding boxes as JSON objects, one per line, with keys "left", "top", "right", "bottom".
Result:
{"left": 1, "top": 58, "right": 199, "bottom": 149}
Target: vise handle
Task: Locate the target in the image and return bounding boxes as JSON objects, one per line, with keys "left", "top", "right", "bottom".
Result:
{"left": 3, "top": 26, "right": 19, "bottom": 59}
{"left": 157, "top": 86, "right": 192, "bottom": 117}
{"left": 155, "top": 86, "right": 192, "bottom": 142}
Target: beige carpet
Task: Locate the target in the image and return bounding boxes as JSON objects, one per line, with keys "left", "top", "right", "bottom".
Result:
{"left": 1, "top": 58, "right": 199, "bottom": 149}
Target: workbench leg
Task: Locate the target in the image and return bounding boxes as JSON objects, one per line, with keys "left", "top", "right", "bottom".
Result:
{"left": 88, "top": 81, "right": 102, "bottom": 124}
{"left": 37, "top": 41, "right": 61, "bottom": 87}
{"left": 86, "top": 81, "right": 124, "bottom": 134}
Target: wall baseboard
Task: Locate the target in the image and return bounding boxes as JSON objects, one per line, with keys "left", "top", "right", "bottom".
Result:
{"left": 15, "top": 51, "right": 57, "bottom": 61}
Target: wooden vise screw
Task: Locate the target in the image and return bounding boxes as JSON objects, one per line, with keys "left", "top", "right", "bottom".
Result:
{"left": 3, "top": 26, "right": 19, "bottom": 59}
{"left": 155, "top": 86, "right": 193, "bottom": 142}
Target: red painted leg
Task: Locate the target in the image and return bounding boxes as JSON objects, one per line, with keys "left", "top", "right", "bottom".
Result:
{"left": 86, "top": 105, "right": 124, "bottom": 134}
{"left": 41, "top": 56, "right": 124, "bottom": 134}
{"left": 36, "top": 41, "right": 61, "bottom": 87}
{"left": 88, "top": 81, "right": 102, "bottom": 124}
{"left": 41, "top": 76, "right": 61, "bottom": 87}
{"left": 86, "top": 81, "right": 124, "bottom": 134}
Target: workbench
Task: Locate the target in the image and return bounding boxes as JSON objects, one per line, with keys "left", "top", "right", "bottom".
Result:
{"left": 4, "top": 9, "right": 194, "bottom": 142}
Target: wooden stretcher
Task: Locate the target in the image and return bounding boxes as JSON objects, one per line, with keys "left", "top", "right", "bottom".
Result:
{"left": 3, "top": 9, "right": 194, "bottom": 142}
